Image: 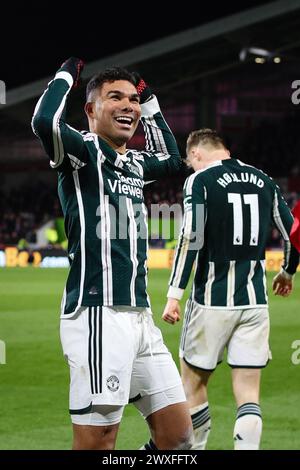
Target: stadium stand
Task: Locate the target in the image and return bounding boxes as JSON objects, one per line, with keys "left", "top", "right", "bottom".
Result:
{"left": 1, "top": 1, "right": 300, "bottom": 250}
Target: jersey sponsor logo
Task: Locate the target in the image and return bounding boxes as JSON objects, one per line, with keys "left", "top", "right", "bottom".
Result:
{"left": 107, "top": 171, "right": 144, "bottom": 199}
{"left": 106, "top": 375, "right": 120, "bottom": 392}
{"left": 217, "top": 172, "right": 264, "bottom": 189}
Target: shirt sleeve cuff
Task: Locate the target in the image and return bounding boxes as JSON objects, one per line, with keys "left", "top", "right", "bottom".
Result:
{"left": 54, "top": 71, "right": 74, "bottom": 89}
{"left": 141, "top": 95, "right": 160, "bottom": 117}
{"left": 167, "top": 286, "right": 184, "bottom": 300}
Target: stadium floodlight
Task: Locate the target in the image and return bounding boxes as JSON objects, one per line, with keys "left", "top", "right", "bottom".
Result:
{"left": 239, "top": 47, "right": 279, "bottom": 63}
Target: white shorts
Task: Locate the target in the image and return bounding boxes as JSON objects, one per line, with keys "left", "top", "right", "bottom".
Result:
{"left": 60, "top": 306, "right": 185, "bottom": 425}
{"left": 180, "top": 299, "right": 270, "bottom": 370}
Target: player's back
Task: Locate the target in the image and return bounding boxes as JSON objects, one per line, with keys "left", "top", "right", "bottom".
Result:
{"left": 201, "top": 158, "right": 275, "bottom": 262}
{"left": 192, "top": 158, "right": 280, "bottom": 307}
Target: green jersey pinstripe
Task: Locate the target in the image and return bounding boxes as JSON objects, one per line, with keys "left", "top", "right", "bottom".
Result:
{"left": 32, "top": 69, "right": 182, "bottom": 316}
{"left": 168, "top": 158, "right": 299, "bottom": 308}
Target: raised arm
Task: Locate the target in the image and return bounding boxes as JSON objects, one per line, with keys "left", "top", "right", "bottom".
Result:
{"left": 31, "top": 57, "right": 88, "bottom": 171}
{"left": 133, "top": 74, "right": 182, "bottom": 179}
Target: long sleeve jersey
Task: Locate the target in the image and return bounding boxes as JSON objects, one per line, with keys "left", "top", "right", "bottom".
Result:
{"left": 168, "top": 158, "right": 299, "bottom": 308}
{"left": 32, "top": 68, "right": 182, "bottom": 317}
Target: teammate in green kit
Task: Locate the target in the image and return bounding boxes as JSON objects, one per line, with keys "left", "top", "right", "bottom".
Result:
{"left": 163, "top": 128, "right": 299, "bottom": 450}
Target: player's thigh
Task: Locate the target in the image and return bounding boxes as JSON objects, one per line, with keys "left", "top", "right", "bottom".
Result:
{"left": 145, "top": 400, "right": 192, "bottom": 449}
{"left": 60, "top": 306, "right": 136, "bottom": 415}
{"left": 72, "top": 410, "right": 121, "bottom": 450}
{"left": 130, "top": 313, "right": 186, "bottom": 417}
{"left": 180, "top": 357, "right": 212, "bottom": 399}
{"left": 130, "top": 314, "right": 183, "bottom": 400}
{"left": 133, "top": 387, "right": 192, "bottom": 449}
{"left": 180, "top": 300, "right": 238, "bottom": 370}
{"left": 130, "top": 315, "right": 192, "bottom": 448}
{"left": 227, "top": 307, "right": 270, "bottom": 368}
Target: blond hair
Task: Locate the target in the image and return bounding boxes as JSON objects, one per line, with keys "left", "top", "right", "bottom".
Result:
{"left": 186, "top": 128, "right": 227, "bottom": 154}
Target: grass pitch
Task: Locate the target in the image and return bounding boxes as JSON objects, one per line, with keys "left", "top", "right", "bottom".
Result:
{"left": 0, "top": 268, "right": 299, "bottom": 449}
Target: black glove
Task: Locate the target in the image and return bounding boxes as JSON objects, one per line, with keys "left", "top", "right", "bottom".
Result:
{"left": 59, "top": 57, "right": 84, "bottom": 88}
{"left": 132, "top": 72, "right": 152, "bottom": 104}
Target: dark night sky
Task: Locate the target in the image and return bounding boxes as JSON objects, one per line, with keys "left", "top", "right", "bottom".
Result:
{"left": 1, "top": 1, "right": 272, "bottom": 89}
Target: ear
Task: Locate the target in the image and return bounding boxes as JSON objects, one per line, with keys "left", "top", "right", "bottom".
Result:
{"left": 191, "top": 147, "right": 202, "bottom": 161}
{"left": 196, "top": 149, "right": 203, "bottom": 161}
{"left": 84, "top": 102, "right": 94, "bottom": 119}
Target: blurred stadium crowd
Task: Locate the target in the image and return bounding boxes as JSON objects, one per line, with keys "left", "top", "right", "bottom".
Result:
{"left": 1, "top": 115, "right": 300, "bottom": 249}
{"left": 1, "top": 2, "right": 300, "bottom": 255}
{"left": 0, "top": 182, "right": 61, "bottom": 249}
{"left": 1, "top": 119, "right": 299, "bottom": 250}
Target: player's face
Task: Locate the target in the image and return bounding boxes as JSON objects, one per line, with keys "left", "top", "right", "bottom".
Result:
{"left": 91, "top": 80, "right": 141, "bottom": 149}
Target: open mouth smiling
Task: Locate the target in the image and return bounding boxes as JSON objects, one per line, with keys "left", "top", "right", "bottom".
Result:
{"left": 114, "top": 116, "right": 134, "bottom": 128}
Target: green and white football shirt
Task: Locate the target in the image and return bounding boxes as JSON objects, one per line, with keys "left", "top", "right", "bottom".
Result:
{"left": 168, "top": 158, "right": 299, "bottom": 308}
{"left": 32, "top": 70, "right": 182, "bottom": 316}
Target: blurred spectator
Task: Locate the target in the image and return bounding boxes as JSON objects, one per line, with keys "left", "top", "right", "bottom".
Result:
{"left": 0, "top": 181, "right": 62, "bottom": 245}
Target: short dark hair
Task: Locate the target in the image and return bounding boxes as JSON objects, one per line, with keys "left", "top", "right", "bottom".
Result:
{"left": 86, "top": 67, "right": 136, "bottom": 101}
{"left": 186, "top": 128, "right": 227, "bottom": 153}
